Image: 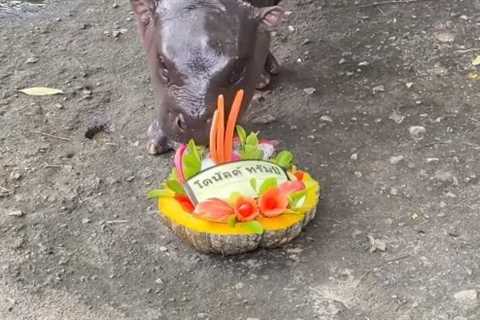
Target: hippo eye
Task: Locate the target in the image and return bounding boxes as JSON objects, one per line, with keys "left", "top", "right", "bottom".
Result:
{"left": 157, "top": 55, "right": 169, "bottom": 82}
{"left": 229, "top": 58, "right": 247, "bottom": 85}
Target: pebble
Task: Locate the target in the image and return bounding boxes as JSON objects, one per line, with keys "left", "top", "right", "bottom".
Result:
{"left": 125, "top": 176, "right": 135, "bottom": 182}
{"left": 320, "top": 115, "right": 333, "bottom": 122}
{"left": 389, "top": 155, "right": 404, "bottom": 165}
{"left": 112, "top": 2, "right": 119, "bottom": 8}
{"left": 434, "top": 31, "right": 455, "bottom": 43}
{"left": 338, "top": 58, "right": 346, "bottom": 65}
{"left": 197, "top": 313, "right": 208, "bottom": 319}
{"left": 409, "top": 126, "right": 426, "bottom": 140}
{"left": 433, "top": 171, "right": 458, "bottom": 185}
{"left": 8, "top": 210, "right": 24, "bottom": 217}
{"left": 251, "top": 114, "right": 276, "bottom": 124}
{"left": 159, "top": 246, "right": 168, "bottom": 252}
{"left": 354, "top": 171, "right": 362, "bottom": 178}
{"left": 390, "top": 187, "right": 399, "bottom": 196}
{"left": 25, "top": 57, "right": 39, "bottom": 64}
{"left": 81, "top": 218, "right": 91, "bottom": 224}
{"left": 405, "top": 82, "right": 414, "bottom": 88}
{"left": 368, "top": 235, "right": 387, "bottom": 252}
{"left": 303, "top": 87, "right": 316, "bottom": 95}
{"left": 389, "top": 110, "right": 405, "bottom": 124}
{"left": 372, "top": 85, "right": 385, "bottom": 95}
{"left": 453, "top": 289, "right": 478, "bottom": 306}
{"left": 350, "top": 153, "right": 358, "bottom": 160}
{"left": 155, "top": 278, "right": 163, "bottom": 284}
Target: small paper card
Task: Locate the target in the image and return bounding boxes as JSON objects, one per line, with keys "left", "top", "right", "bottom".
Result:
{"left": 184, "top": 160, "right": 290, "bottom": 204}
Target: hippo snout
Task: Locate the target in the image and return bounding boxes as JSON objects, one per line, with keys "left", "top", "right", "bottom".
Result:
{"left": 167, "top": 109, "right": 213, "bottom": 146}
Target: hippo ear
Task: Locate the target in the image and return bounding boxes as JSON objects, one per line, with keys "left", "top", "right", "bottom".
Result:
{"left": 131, "top": 0, "right": 157, "bottom": 38}
{"left": 256, "top": 6, "right": 285, "bottom": 30}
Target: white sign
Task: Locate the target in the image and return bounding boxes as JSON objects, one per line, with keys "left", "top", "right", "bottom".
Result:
{"left": 184, "top": 160, "right": 290, "bottom": 204}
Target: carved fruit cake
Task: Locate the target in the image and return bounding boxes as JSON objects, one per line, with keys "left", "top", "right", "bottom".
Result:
{"left": 148, "top": 90, "right": 320, "bottom": 255}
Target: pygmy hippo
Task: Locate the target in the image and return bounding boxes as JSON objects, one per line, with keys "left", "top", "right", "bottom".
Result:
{"left": 130, "top": 0, "right": 284, "bottom": 154}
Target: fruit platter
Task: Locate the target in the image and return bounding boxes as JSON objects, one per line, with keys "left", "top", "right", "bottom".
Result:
{"left": 148, "top": 90, "right": 320, "bottom": 255}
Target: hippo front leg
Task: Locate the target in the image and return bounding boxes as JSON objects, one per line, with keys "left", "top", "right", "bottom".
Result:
{"left": 146, "top": 119, "right": 174, "bottom": 155}
{"left": 256, "top": 51, "right": 281, "bottom": 90}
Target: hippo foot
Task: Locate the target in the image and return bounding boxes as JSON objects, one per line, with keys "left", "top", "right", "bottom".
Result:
{"left": 147, "top": 120, "right": 173, "bottom": 155}
{"left": 265, "top": 52, "right": 280, "bottom": 75}
{"left": 256, "top": 72, "right": 271, "bottom": 90}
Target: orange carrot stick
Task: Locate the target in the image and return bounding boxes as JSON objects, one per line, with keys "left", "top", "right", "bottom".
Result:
{"left": 209, "top": 110, "right": 219, "bottom": 163}
{"left": 216, "top": 95, "right": 225, "bottom": 163}
{"left": 224, "top": 90, "right": 245, "bottom": 162}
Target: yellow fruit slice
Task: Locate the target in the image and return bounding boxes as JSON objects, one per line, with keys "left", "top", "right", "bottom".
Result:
{"left": 158, "top": 171, "right": 320, "bottom": 235}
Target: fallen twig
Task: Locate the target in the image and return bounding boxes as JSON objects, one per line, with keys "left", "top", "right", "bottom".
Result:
{"left": 455, "top": 48, "right": 480, "bottom": 54}
{"left": 358, "top": 0, "right": 426, "bottom": 8}
{"left": 44, "top": 164, "right": 64, "bottom": 169}
{"left": 33, "top": 131, "right": 70, "bottom": 141}
{"left": 0, "top": 185, "right": 11, "bottom": 193}
{"left": 106, "top": 220, "right": 128, "bottom": 225}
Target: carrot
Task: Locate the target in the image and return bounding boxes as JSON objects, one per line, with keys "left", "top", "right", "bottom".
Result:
{"left": 209, "top": 110, "right": 219, "bottom": 163}
{"left": 216, "top": 95, "right": 225, "bottom": 163}
{"left": 224, "top": 90, "right": 245, "bottom": 162}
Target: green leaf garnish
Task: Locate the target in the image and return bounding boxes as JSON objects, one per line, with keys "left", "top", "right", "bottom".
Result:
{"left": 274, "top": 150, "right": 294, "bottom": 169}
{"left": 182, "top": 139, "right": 202, "bottom": 179}
{"left": 166, "top": 180, "right": 186, "bottom": 195}
{"left": 243, "top": 221, "right": 264, "bottom": 235}
{"left": 259, "top": 177, "right": 278, "bottom": 195}
{"left": 288, "top": 190, "right": 307, "bottom": 209}
{"left": 228, "top": 216, "right": 237, "bottom": 228}
{"left": 236, "top": 125, "right": 247, "bottom": 146}
{"left": 147, "top": 189, "right": 172, "bottom": 199}
{"left": 245, "top": 132, "right": 259, "bottom": 146}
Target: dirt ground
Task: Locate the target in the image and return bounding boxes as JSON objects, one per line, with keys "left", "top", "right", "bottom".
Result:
{"left": 1, "top": 0, "right": 480, "bottom": 319}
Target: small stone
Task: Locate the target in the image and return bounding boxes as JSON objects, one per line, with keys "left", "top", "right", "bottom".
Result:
{"left": 302, "top": 39, "right": 311, "bottom": 45}
{"left": 358, "top": 61, "right": 369, "bottom": 66}
{"left": 234, "top": 282, "right": 245, "bottom": 290}
{"left": 368, "top": 235, "right": 387, "bottom": 253}
{"left": 354, "top": 171, "right": 362, "bottom": 178}
{"left": 453, "top": 289, "right": 478, "bottom": 306}
{"left": 9, "top": 171, "right": 22, "bottom": 181}
{"left": 82, "top": 218, "right": 91, "bottom": 224}
{"left": 125, "top": 176, "right": 135, "bottom": 182}
{"left": 112, "top": 30, "right": 121, "bottom": 38}
{"left": 390, "top": 187, "right": 399, "bottom": 196}
{"left": 25, "top": 57, "right": 39, "bottom": 64}
{"left": 112, "top": 2, "right": 119, "bottom": 8}
{"left": 434, "top": 31, "right": 455, "bottom": 43}
{"left": 338, "top": 58, "right": 346, "bottom": 65}
{"left": 303, "top": 87, "right": 316, "bottom": 95}
{"left": 405, "top": 82, "right": 414, "bottom": 88}
{"left": 350, "top": 153, "right": 358, "bottom": 160}
{"left": 155, "top": 278, "right": 163, "bottom": 284}
{"left": 159, "top": 246, "right": 168, "bottom": 252}
{"left": 372, "top": 85, "right": 385, "bottom": 95}
{"left": 320, "top": 115, "right": 333, "bottom": 122}
{"left": 409, "top": 126, "right": 426, "bottom": 140}
{"left": 288, "top": 25, "right": 295, "bottom": 32}
{"left": 389, "top": 110, "right": 405, "bottom": 124}
{"left": 389, "top": 155, "right": 404, "bottom": 165}
{"left": 55, "top": 103, "right": 64, "bottom": 110}
{"left": 251, "top": 114, "right": 276, "bottom": 125}
{"left": 8, "top": 210, "right": 24, "bottom": 217}
{"left": 433, "top": 171, "right": 458, "bottom": 185}
{"left": 197, "top": 313, "right": 208, "bottom": 319}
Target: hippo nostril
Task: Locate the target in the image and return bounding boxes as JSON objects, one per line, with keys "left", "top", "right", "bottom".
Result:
{"left": 175, "top": 114, "right": 186, "bottom": 131}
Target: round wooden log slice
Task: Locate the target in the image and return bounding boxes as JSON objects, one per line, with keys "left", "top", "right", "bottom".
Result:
{"left": 158, "top": 207, "right": 317, "bottom": 255}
